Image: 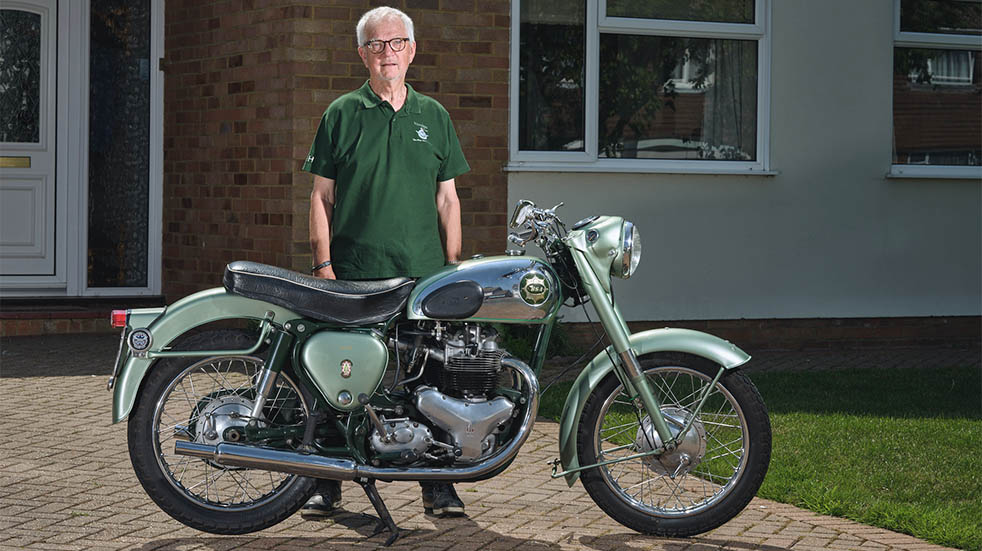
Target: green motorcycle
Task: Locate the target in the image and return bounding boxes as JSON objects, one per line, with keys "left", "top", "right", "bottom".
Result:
{"left": 108, "top": 199, "right": 770, "bottom": 544}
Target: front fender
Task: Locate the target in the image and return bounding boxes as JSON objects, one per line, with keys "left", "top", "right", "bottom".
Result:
{"left": 112, "top": 288, "right": 303, "bottom": 424}
{"left": 556, "top": 328, "right": 750, "bottom": 486}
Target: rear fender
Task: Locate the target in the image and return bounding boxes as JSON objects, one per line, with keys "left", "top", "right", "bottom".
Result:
{"left": 112, "top": 288, "right": 303, "bottom": 423}
{"left": 556, "top": 328, "right": 750, "bottom": 486}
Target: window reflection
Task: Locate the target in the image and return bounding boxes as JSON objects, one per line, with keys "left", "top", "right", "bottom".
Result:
{"left": 893, "top": 48, "right": 981, "bottom": 166}
{"left": 900, "top": 0, "right": 982, "bottom": 35}
{"left": 519, "top": 0, "right": 585, "bottom": 151}
{"left": 598, "top": 36, "right": 757, "bottom": 160}
{"left": 606, "top": 0, "right": 754, "bottom": 24}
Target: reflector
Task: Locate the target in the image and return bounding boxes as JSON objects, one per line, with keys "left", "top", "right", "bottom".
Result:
{"left": 110, "top": 310, "right": 129, "bottom": 328}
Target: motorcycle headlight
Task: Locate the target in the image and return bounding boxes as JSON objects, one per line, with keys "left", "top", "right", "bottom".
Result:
{"left": 612, "top": 221, "right": 641, "bottom": 279}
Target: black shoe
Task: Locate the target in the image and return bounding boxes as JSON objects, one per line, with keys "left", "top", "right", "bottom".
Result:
{"left": 420, "top": 482, "right": 466, "bottom": 517}
{"left": 301, "top": 480, "right": 343, "bottom": 518}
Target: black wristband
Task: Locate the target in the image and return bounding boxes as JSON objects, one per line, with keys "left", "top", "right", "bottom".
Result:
{"left": 311, "top": 260, "right": 332, "bottom": 273}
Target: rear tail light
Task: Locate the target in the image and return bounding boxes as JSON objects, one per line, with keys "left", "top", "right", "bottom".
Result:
{"left": 110, "top": 309, "right": 129, "bottom": 328}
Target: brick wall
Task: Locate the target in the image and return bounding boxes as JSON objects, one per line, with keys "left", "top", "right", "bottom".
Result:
{"left": 162, "top": 0, "right": 511, "bottom": 301}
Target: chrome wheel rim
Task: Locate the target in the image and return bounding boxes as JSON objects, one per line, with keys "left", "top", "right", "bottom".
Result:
{"left": 152, "top": 356, "right": 308, "bottom": 511}
{"left": 593, "top": 365, "right": 749, "bottom": 517}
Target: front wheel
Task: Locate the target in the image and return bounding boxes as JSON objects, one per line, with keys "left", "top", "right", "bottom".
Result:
{"left": 127, "top": 330, "right": 317, "bottom": 534}
{"left": 576, "top": 353, "right": 771, "bottom": 537}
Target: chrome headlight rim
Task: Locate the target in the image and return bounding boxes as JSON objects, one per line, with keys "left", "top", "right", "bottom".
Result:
{"left": 619, "top": 221, "right": 641, "bottom": 279}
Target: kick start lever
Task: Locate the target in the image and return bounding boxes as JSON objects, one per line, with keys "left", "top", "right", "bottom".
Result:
{"left": 359, "top": 393, "right": 391, "bottom": 443}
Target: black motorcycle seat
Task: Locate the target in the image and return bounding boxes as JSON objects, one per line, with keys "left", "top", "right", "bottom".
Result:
{"left": 223, "top": 261, "right": 414, "bottom": 325}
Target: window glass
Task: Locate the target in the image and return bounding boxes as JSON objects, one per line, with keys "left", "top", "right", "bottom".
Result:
{"left": 606, "top": 0, "right": 754, "bottom": 24}
{"left": 0, "top": 9, "right": 41, "bottom": 143}
{"left": 598, "top": 35, "right": 757, "bottom": 160}
{"left": 893, "top": 48, "right": 981, "bottom": 166}
{"left": 900, "top": 0, "right": 982, "bottom": 35}
{"left": 519, "top": 0, "right": 585, "bottom": 151}
{"left": 88, "top": 0, "right": 151, "bottom": 287}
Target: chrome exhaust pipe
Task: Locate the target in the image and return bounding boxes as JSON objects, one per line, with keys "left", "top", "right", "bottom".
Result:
{"left": 175, "top": 358, "right": 539, "bottom": 482}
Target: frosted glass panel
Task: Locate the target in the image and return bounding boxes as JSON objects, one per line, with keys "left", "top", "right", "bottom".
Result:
{"left": 87, "top": 0, "right": 151, "bottom": 287}
{"left": 0, "top": 10, "right": 41, "bottom": 143}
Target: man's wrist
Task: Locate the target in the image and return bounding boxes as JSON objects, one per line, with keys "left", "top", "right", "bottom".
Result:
{"left": 311, "top": 260, "right": 332, "bottom": 273}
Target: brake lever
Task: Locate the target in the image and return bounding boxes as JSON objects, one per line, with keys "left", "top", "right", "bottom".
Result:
{"left": 547, "top": 202, "right": 565, "bottom": 215}
{"left": 507, "top": 227, "right": 538, "bottom": 247}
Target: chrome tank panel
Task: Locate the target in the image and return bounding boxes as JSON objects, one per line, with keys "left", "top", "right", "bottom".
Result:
{"left": 408, "top": 256, "right": 562, "bottom": 322}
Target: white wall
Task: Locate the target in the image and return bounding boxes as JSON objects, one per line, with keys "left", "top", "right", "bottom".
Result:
{"left": 507, "top": 0, "right": 981, "bottom": 321}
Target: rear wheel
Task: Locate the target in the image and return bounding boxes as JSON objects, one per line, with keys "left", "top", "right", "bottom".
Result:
{"left": 127, "top": 330, "right": 317, "bottom": 534}
{"left": 576, "top": 353, "right": 771, "bottom": 537}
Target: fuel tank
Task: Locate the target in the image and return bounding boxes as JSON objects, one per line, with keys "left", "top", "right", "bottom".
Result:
{"left": 408, "top": 256, "right": 562, "bottom": 323}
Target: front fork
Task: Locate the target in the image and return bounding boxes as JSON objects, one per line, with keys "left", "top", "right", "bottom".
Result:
{"left": 617, "top": 350, "right": 677, "bottom": 447}
{"left": 571, "top": 249, "right": 679, "bottom": 448}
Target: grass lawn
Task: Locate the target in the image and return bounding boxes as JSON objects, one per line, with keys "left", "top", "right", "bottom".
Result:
{"left": 538, "top": 365, "right": 981, "bottom": 550}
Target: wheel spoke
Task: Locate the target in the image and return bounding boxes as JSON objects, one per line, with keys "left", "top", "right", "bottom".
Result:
{"left": 599, "top": 423, "right": 638, "bottom": 446}
{"left": 591, "top": 364, "right": 753, "bottom": 517}
{"left": 150, "top": 354, "right": 307, "bottom": 511}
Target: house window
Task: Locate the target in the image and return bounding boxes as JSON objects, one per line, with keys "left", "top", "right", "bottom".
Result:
{"left": 510, "top": 0, "right": 770, "bottom": 173}
{"left": 892, "top": 0, "right": 981, "bottom": 177}
{"left": 518, "top": 1, "right": 586, "bottom": 152}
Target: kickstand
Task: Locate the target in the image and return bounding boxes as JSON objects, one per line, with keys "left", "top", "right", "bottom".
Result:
{"left": 356, "top": 477, "right": 401, "bottom": 546}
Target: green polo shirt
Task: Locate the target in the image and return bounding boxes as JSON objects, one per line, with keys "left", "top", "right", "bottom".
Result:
{"left": 303, "top": 81, "right": 470, "bottom": 279}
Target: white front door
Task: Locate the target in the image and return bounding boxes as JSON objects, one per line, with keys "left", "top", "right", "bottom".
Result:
{"left": 0, "top": 0, "right": 58, "bottom": 278}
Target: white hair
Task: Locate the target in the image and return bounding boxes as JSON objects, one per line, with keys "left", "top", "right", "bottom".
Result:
{"left": 356, "top": 7, "right": 415, "bottom": 46}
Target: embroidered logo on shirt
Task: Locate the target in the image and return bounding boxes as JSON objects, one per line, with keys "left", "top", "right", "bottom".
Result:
{"left": 306, "top": 154, "right": 315, "bottom": 164}
{"left": 413, "top": 122, "right": 429, "bottom": 143}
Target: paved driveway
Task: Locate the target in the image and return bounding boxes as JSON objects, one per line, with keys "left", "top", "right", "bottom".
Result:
{"left": 0, "top": 336, "right": 958, "bottom": 551}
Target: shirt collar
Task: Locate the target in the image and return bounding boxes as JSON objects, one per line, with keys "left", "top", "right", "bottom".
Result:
{"left": 357, "top": 80, "right": 422, "bottom": 114}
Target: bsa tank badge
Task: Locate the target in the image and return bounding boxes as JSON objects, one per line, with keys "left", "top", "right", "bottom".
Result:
{"left": 340, "top": 359, "right": 353, "bottom": 378}
{"left": 519, "top": 272, "right": 550, "bottom": 306}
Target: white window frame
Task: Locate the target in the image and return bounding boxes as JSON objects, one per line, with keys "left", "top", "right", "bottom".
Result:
{"left": 890, "top": 0, "right": 982, "bottom": 180}
{"left": 507, "top": 0, "right": 772, "bottom": 174}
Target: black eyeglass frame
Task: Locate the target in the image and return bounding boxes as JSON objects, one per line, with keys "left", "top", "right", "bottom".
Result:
{"left": 362, "top": 37, "right": 411, "bottom": 54}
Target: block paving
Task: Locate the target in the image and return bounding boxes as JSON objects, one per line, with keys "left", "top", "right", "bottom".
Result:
{"left": 0, "top": 335, "right": 965, "bottom": 551}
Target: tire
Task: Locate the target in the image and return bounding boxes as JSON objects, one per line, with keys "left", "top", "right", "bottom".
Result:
{"left": 576, "top": 352, "right": 771, "bottom": 537}
{"left": 127, "top": 329, "right": 318, "bottom": 534}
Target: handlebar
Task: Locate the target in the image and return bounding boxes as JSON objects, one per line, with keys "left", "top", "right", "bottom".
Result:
{"left": 507, "top": 199, "right": 566, "bottom": 249}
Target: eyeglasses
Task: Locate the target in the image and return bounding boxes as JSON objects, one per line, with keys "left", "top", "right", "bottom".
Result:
{"left": 362, "top": 37, "right": 410, "bottom": 54}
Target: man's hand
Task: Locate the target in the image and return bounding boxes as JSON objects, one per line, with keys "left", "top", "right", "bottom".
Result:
{"left": 313, "top": 265, "right": 337, "bottom": 279}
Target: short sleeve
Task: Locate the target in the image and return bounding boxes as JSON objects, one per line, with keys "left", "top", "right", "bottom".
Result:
{"left": 303, "top": 109, "right": 337, "bottom": 179}
{"left": 437, "top": 115, "right": 470, "bottom": 182}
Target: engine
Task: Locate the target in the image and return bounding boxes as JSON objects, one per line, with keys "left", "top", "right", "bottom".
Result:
{"left": 369, "top": 323, "right": 518, "bottom": 465}
{"left": 440, "top": 324, "right": 506, "bottom": 399}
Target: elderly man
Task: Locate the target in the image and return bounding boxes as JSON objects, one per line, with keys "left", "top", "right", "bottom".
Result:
{"left": 301, "top": 7, "right": 469, "bottom": 518}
